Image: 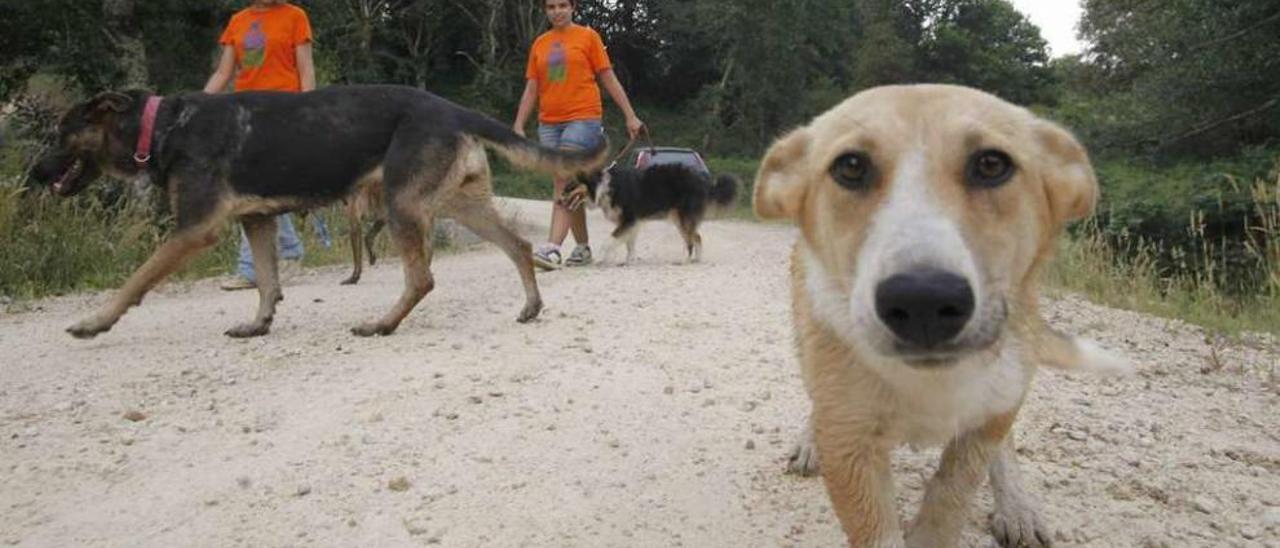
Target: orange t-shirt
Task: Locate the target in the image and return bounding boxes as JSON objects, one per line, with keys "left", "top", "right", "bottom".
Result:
{"left": 218, "top": 4, "right": 312, "bottom": 92}
{"left": 525, "top": 24, "right": 612, "bottom": 124}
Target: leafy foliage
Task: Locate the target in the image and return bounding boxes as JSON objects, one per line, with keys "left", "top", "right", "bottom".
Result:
{"left": 1071, "top": 0, "right": 1280, "bottom": 157}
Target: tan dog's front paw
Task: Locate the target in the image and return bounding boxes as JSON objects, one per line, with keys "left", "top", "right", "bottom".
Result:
{"left": 990, "top": 505, "right": 1053, "bottom": 548}
{"left": 786, "top": 439, "right": 820, "bottom": 477}
{"left": 786, "top": 421, "right": 820, "bottom": 476}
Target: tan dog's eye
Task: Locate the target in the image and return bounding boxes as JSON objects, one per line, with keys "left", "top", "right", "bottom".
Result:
{"left": 966, "top": 150, "right": 1015, "bottom": 187}
{"left": 830, "top": 152, "right": 874, "bottom": 190}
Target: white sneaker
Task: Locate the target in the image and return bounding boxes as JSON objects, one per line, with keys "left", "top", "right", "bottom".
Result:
{"left": 565, "top": 244, "right": 593, "bottom": 267}
{"left": 220, "top": 276, "right": 255, "bottom": 291}
{"left": 532, "top": 244, "right": 563, "bottom": 271}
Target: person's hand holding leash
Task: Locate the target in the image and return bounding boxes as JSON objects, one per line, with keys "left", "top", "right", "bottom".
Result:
{"left": 626, "top": 116, "right": 645, "bottom": 139}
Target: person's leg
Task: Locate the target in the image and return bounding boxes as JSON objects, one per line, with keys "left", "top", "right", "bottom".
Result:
{"left": 236, "top": 228, "right": 256, "bottom": 281}
{"left": 312, "top": 213, "right": 332, "bottom": 249}
{"left": 550, "top": 176, "right": 574, "bottom": 246}
{"left": 566, "top": 181, "right": 588, "bottom": 245}
{"left": 277, "top": 213, "right": 304, "bottom": 260}
{"left": 534, "top": 123, "right": 569, "bottom": 270}
{"left": 222, "top": 227, "right": 259, "bottom": 290}
{"left": 539, "top": 122, "right": 571, "bottom": 249}
{"left": 558, "top": 120, "right": 603, "bottom": 247}
{"left": 558, "top": 120, "right": 603, "bottom": 267}
{"left": 274, "top": 214, "right": 304, "bottom": 283}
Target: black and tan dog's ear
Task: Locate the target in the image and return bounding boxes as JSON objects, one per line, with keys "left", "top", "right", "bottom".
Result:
{"left": 85, "top": 92, "right": 134, "bottom": 121}
{"left": 753, "top": 128, "right": 812, "bottom": 220}
{"left": 1035, "top": 121, "right": 1098, "bottom": 225}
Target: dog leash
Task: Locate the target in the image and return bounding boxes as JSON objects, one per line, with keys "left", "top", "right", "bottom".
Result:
{"left": 607, "top": 125, "right": 654, "bottom": 168}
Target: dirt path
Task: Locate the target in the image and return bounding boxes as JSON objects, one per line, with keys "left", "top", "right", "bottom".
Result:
{"left": 1, "top": 199, "right": 1277, "bottom": 548}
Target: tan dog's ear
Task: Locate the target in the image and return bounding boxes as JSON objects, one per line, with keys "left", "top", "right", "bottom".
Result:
{"left": 753, "top": 128, "right": 812, "bottom": 220}
{"left": 1035, "top": 121, "right": 1098, "bottom": 225}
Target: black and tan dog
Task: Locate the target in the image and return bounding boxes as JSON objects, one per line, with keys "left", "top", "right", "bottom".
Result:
{"left": 30, "top": 85, "right": 606, "bottom": 339}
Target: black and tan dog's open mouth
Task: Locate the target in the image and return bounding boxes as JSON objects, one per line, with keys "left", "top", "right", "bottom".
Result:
{"left": 52, "top": 159, "right": 84, "bottom": 194}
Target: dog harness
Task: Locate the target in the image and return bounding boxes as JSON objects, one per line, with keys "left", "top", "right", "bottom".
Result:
{"left": 134, "top": 96, "right": 163, "bottom": 166}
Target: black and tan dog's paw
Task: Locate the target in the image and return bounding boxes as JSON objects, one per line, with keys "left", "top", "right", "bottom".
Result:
{"left": 351, "top": 321, "right": 396, "bottom": 337}
{"left": 225, "top": 322, "right": 271, "bottom": 339}
{"left": 517, "top": 300, "right": 543, "bottom": 323}
{"left": 67, "top": 318, "right": 113, "bottom": 339}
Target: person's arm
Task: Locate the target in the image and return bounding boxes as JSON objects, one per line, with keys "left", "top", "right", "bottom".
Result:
{"left": 203, "top": 45, "right": 236, "bottom": 94}
{"left": 598, "top": 68, "right": 644, "bottom": 138}
{"left": 296, "top": 43, "right": 316, "bottom": 92}
{"left": 513, "top": 79, "right": 539, "bottom": 138}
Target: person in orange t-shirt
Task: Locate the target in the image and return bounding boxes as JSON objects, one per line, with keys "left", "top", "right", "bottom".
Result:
{"left": 202, "top": 0, "right": 319, "bottom": 291}
{"left": 514, "top": 0, "right": 644, "bottom": 270}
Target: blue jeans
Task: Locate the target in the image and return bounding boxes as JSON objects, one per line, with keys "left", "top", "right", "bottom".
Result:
{"left": 537, "top": 119, "right": 604, "bottom": 150}
{"left": 237, "top": 214, "right": 304, "bottom": 281}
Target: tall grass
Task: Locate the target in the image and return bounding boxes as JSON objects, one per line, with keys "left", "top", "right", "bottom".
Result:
{"left": 0, "top": 180, "right": 225, "bottom": 299}
{"left": 0, "top": 177, "right": 360, "bottom": 301}
{"left": 1048, "top": 171, "right": 1280, "bottom": 334}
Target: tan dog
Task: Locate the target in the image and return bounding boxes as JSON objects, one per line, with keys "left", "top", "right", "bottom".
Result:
{"left": 753, "top": 84, "right": 1130, "bottom": 547}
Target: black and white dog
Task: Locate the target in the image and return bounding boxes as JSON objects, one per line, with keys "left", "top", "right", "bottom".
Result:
{"left": 570, "top": 163, "right": 738, "bottom": 264}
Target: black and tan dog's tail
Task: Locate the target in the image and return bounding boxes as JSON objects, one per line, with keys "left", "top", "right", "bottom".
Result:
{"left": 708, "top": 174, "right": 740, "bottom": 216}
{"left": 455, "top": 108, "right": 609, "bottom": 177}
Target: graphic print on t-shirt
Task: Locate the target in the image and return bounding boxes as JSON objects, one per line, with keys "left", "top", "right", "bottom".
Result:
{"left": 242, "top": 20, "right": 266, "bottom": 70}
{"left": 548, "top": 42, "right": 567, "bottom": 83}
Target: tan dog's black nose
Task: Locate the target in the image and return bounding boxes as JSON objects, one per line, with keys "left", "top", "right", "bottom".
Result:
{"left": 875, "top": 269, "right": 974, "bottom": 349}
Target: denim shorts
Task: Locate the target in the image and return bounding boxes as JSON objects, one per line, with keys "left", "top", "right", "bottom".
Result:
{"left": 537, "top": 119, "right": 604, "bottom": 150}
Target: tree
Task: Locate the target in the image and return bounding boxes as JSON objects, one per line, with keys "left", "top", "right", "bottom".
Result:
{"left": 1074, "top": 0, "right": 1280, "bottom": 157}
{"left": 917, "top": 0, "right": 1056, "bottom": 105}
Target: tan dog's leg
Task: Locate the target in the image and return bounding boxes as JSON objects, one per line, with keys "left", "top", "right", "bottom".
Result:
{"left": 226, "top": 215, "right": 282, "bottom": 338}
{"left": 450, "top": 198, "right": 543, "bottom": 323}
{"left": 905, "top": 412, "right": 1016, "bottom": 548}
{"left": 815, "top": 411, "right": 904, "bottom": 548}
{"left": 988, "top": 436, "right": 1052, "bottom": 548}
{"left": 351, "top": 204, "right": 436, "bottom": 337}
{"left": 67, "top": 225, "right": 221, "bottom": 338}
{"left": 797, "top": 415, "right": 1050, "bottom": 546}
